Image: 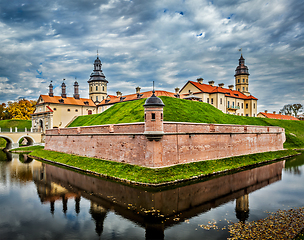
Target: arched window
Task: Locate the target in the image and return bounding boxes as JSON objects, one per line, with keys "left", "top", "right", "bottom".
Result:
{"left": 103, "top": 86, "right": 105, "bottom": 91}
{"left": 96, "top": 86, "right": 98, "bottom": 91}
{"left": 88, "top": 110, "right": 92, "bottom": 115}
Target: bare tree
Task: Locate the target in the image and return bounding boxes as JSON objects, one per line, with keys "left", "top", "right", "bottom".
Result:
{"left": 280, "top": 103, "right": 303, "bottom": 116}
{"left": 280, "top": 104, "right": 293, "bottom": 115}
{"left": 291, "top": 103, "right": 303, "bottom": 117}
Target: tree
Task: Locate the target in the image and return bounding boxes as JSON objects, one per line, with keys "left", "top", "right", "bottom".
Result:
{"left": 291, "top": 103, "right": 303, "bottom": 117}
{"left": 280, "top": 103, "right": 303, "bottom": 117}
{"left": 5, "top": 99, "right": 36, "bottom": 120}
{"left": 280, "top": 104, "right": 293, "bottom": 116}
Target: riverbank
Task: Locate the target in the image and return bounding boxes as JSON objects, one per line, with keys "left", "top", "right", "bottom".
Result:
{"left": 18, "top": 147, "right": 299, "bottom": 186}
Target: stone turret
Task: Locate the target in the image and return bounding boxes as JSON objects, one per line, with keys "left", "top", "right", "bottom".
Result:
{"left": 143, "top": 91, "right": 165, "bottom": 141}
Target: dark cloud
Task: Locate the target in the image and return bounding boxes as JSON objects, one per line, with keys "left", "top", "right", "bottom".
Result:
{"left": 0, "top": 0, "right": 303, "bottom": 113}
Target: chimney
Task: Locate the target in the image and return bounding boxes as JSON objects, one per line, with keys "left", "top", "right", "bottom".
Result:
{"left": 61, "top": 79, "right": 67, "bottom": 98}
{"left": 218, "top": 83, "right": 224, "bottom": 88}
{"left": 228, "top": 85, "right": 234, "bottom": 90}
{"left": 175, "top": 87, "right": 180, "bottom": 94}
{"left": 197, "top": 78, "right": 203, "bottom": 84}
{"left": 116, "top": 91, "right": 122, "bottom": 97}
{"left": 73, "top": 81, "right": 80, "bottom": 99}
{"left": 265, "top": 110, "right": 268, "bottom": 113}
{"left": 208, "top": 80, "right": 214, "bottom": 86}
{"left": 48, "top": 81, "right": 54, "bottom": 97}
{"left": 136, "top": 86, "right": 141, "bottom": 94}
{"left": 273, "top": 111, "right": 276, "bottom": 114}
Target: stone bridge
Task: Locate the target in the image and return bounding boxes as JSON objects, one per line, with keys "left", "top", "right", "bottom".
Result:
{"left": 0, "top": 128, "right": 43, "bottom": 149}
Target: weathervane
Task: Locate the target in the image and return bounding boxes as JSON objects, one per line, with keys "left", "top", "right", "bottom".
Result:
{"left": 239, "top": 48, "right": 242, "bottom": 55}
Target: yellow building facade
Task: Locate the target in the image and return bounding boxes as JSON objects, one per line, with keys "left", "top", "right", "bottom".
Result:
{"left": 179, "top": 55, "right": 258, "bottom": 117}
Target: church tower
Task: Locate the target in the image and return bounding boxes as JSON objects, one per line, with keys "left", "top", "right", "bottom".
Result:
{"left": 88, "top": 53, "right": 108, "bottom": 103}
{"left": 235, "top": 54, "right": 250, "bottom": 96}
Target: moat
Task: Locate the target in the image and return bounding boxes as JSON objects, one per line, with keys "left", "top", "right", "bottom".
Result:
{"left": 0, "top": 151, "right": 304, "bottom": 240}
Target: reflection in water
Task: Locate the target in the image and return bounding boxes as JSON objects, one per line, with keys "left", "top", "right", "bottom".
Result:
{"left": 284, "top": 153, "right": 304, "bottom": 175}
{"left": 30, "top": 158, "right": 284, "bottom": 239}
{"left": 0, "top": 151, "right": 290, "bottom": 239}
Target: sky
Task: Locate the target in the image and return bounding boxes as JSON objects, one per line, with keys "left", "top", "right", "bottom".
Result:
{"left": 0, "top": 0, "right": 303, "bottom": 114}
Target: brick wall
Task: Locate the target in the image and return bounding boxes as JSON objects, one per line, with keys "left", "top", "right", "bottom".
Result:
{"left": 45, "top": 122, "right": 285, "bottom": 168}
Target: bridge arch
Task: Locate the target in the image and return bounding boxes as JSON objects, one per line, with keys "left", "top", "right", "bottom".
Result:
{"left": 17, "top": 135, "right": 35, "bottom": 147}
{"left": 0, "top": 135, "right": 15, "bottom": 149}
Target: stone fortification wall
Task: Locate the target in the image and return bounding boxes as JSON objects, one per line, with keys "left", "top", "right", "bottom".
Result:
{"left": 45, "top": 121, "right": 285, "bottom": 168}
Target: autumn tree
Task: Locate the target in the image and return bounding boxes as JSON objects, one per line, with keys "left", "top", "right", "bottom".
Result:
{"left": 5, "top": 99, "right": 36, "bottom": 120}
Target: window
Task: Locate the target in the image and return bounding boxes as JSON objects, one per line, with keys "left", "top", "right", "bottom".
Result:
{"left": 161, "top": 113, "right": 163, "bottom": 120}
{"left": 253, "top": 113, "right": 255, "bottom": 117}
{"left": 238, "top": 79, "right": 240, "bottom": 83}
{"left": 151, "top": 113, "right": 155, "bottom": 120}
{"left": 254, "top": 103, "right": 255, "bottom": 109}
{"left": 242, "top": 103, "right": 243, "bottom": 109}
{"left": 246, "top": 103, "right": 248, "bottom": 109}
{"left": 88, "top": 110, "right": 92, "bottom": 115}
{"left": 103, "top": 86, "right": 105, "bottom": 91}
{"left": 232, "top": 102, "right": 234, "bottom": 107}
{"left": 238, "top": 103, "right": 240, "bottom": 107}
{"left": 243, "top": 87, "right": 245, "bottom": 91}
{"left": 238, "top": 88, "right": 240, "bottom": 91}
{"left": 96, "top": 96, "right": 98, "bottom": 101}
{"left": 144, "top": 114, "right": 146, "bottom": 120}
{"left": 67, "top": 109, "right": 70, "bottom": 112}
{"left": 246, "top": 114, "right": 248, "bottom": 116}
{"left": 243, "top": 79, "right": 245, "bottom": 82}
{"left": 211, "top": 98, "right": 213, "bottom": 104}
{"left": 91, "top": 87, "right": 92, "bottom": 91}
{"left": 220, "top": 98, "right": 222, "bottom": 104}
{"left": 96, "top": 86, "right": 98, "bottom": 91}
{"left": 207, "top": 98, "right": 209, "bottom": 103}
{"left": 75, "top": 109, "right": 78, "bottom": 112}
{"left": 246, "top": 87, "right": 248, "bottom": 91}
{"left": 228, "top": 101, "right": 230, "bottom": 108}
{"left": 53, "top": 108, "right": 56, "bottom": 111}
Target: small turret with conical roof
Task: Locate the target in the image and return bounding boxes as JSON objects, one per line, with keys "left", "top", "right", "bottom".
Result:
{"left": 143, "top": 86, "right": 165, "bottom": 141}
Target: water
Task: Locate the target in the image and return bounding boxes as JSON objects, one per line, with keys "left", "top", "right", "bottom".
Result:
{"left": 0, "top": 150, "right": 304, "bottom": 240}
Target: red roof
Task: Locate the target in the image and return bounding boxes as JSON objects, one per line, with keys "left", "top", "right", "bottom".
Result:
{"left": 37, "top": 95, "right": 96, "bottom": 107}
{"left": 259, "top": 112, "right": 299, "bottom": 120}
{"left": 182, "top": 81, "right": 258, "bottom": 100}
{"left": 98, "top": 90, "right": 175, "bottom": 106}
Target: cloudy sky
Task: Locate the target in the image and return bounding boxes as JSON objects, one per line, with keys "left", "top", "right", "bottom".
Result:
{"left": 0, "top": 0, "right": 303, "bottom": 113}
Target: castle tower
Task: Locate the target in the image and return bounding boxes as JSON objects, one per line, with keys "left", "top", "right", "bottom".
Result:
{"left": 88, "top": 53, "right": 108, "bottom": 103}
{"left": 143, "top": 91, "right": 165, "bottom": 141}
{"left": 235, "top": 194, "right": 249, "bottom": 223}
{"left": 235, "top": 54, "right": 250, "bottom": 96}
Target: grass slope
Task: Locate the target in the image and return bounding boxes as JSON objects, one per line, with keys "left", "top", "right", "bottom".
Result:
{"left": 29, "top": 148, "right": 297, "bottom": 184}
{"left": 68, "top": 97, "right": 304, "bottom": 149}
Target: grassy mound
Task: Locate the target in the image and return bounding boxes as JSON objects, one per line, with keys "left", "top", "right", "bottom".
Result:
{"left": 0, "top": 120, "right": 32, "bottom": 148}
{"left": 68, "top": 97, "right": 304, "bottom": 149}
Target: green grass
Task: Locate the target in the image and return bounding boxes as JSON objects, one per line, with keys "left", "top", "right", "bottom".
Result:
{"left": 10, "top": 145, "right": 44, "bottom": 152}
{"left": 0, "top": 119, "right": 31, "bottom": 129}
{"left": 29, "top": 148, "right": 298, "bottom": 184}
{"left": 68, "top": 97, "right": 304, "bottom": 149}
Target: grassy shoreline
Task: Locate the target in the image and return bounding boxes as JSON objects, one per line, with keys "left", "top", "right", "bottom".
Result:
{"left": 23, "top": 147, "right": 299, "bottom": 186}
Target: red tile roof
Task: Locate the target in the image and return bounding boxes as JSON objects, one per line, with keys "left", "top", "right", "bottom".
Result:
{"left": 259, "top": 112, "right": 299, "bottom": 120}
{"left": 182, "top": 81, "right": 258, "bottom": 100}
{"left": 98, "top": 90, "right": 175, "bottom": 106}
{"left": 37, "top": 95, "right": 96, "bottom": 107}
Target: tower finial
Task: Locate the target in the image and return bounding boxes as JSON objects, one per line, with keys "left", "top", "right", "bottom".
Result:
{"left": 152, "top": 81, "right": 155, "bottom": 94}
{"left": 97, "top": 49, "right": 99, "bottom": 58}
{"left": 239, "top": 48, "right": 242, "bottom": 55}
